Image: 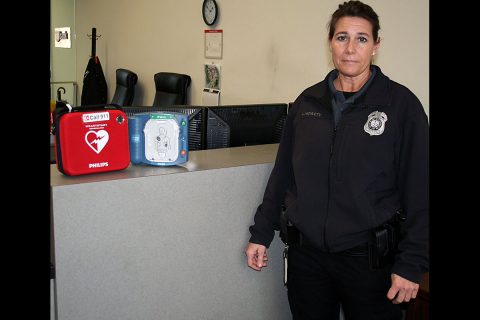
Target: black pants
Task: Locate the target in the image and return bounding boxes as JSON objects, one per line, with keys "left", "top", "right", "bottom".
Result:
{"left": 287, "top": 242, "right": 402, "bottom": 320}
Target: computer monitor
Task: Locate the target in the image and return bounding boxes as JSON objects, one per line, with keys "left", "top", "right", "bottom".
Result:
{"left": 206, "top": 103, "right": 288, "bottom": 149}
{"left": 122, "top": 106, "right": 206, "bottom": 151}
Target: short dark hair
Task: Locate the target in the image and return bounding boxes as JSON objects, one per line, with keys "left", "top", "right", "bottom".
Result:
{"left": 328, "top": 1, "right": 380, "bottom": 42}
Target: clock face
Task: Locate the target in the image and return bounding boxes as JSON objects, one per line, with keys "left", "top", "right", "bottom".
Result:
{"left": 202, "top": 0, "right": 218, "bottom": 26}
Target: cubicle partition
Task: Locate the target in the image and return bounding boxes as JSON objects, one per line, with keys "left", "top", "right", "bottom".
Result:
{"left": 122, "top": 102, "right": 289, "bottom": 151}
{"left": 206, "top": 103, "right": 288, "bottom": 149}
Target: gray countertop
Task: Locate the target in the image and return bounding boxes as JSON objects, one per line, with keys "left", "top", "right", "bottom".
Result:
{"left": 51, "top": 143, "right": 279, "bottom": 187}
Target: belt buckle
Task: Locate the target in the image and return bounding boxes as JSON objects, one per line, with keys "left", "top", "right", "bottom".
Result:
{"left": 343, "top": 243, "right": 368, "bottom": 256}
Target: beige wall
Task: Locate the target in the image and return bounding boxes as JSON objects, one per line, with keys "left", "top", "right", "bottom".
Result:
{"left": 51, "top": 0, "right": 76, "bottom": 104}
{"left": 74, "top": 0, "right": 428, "bottom": 114}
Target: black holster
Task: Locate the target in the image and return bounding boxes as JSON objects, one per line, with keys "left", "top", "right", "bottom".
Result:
{"left": 280, "top": 205, "right": 300, "bottom": 245}
{"left": 368, "top": 209, "right": 406, "bottom": 270}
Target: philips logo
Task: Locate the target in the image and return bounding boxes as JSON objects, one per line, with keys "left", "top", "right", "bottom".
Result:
{"left": 83, "top": 112, "right": 110, "bottom": 123}
{"left": 89, "top": 162, "right": 109, "bottom": 168}
{"left": 301, "top": 112, "right": 322, "bottom": 117}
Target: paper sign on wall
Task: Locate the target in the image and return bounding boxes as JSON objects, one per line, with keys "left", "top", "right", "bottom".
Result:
{"left": 55, "top": 27, "right": 71, "bottom": 48}
{"left": 205, "top": 30, "right": 223, "bottom": 59}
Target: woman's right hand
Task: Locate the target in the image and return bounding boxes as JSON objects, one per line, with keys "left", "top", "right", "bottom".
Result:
{"left": 245, "top": 242, "right": 268, "bottom": 271}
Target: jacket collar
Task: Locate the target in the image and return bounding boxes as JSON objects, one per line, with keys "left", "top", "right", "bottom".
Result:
{"left": 304, "top": 65, "right": 392, "bottom": 107}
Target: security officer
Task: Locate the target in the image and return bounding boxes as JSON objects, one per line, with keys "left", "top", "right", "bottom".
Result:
{"left": 244, "top": 1, "right": 429, "bottom": 319}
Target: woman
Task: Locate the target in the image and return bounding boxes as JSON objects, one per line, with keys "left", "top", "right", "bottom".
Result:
{"left": 245, "top": 1, "right": 429, "bottom": 319}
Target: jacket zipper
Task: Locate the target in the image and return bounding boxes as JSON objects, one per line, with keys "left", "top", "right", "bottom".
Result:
{"left": 323, "top": 125, "right": 337, "bottom": 252}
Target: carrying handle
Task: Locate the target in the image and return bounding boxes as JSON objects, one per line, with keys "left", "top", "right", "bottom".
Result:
{"left": 51, "top": 102, "right": 123, "bottom": 135}
{"left": 68, "top": 104, "right": 123, "bottom": 113}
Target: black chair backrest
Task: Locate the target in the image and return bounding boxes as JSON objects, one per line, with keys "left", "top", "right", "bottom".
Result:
{"left": 111, "top": 68, "right": 138, "bottom": 106}
{"left": 153, "top": 72, "right": 191, "bottom": 106}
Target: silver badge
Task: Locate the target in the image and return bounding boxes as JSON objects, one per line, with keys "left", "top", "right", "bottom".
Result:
{"left": 364, "top": 111, "right": 388, "bottom": 136}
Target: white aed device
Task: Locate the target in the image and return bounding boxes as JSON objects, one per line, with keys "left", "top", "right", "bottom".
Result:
{"left": 128, "top": 112, "right": 188, "bottom": 166}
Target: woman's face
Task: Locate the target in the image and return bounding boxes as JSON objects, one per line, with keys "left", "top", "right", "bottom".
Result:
{"left": 330, "top": 16, "right": 379, "bottom": 79}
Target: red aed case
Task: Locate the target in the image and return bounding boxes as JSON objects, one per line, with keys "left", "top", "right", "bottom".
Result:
{"left": 52, "top": 104, "right": 130, "bottom": 176}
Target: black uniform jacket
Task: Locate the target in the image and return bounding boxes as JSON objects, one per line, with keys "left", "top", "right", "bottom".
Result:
{"left": 249, "top": 66, "right": 429, "bottom": 283}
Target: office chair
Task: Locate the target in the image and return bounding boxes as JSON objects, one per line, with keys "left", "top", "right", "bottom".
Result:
{"left": 152, "top": 72, "right": 191, "bottom": 106}
{"left": 111, "top": 68, "right": 138, "bottom": 106}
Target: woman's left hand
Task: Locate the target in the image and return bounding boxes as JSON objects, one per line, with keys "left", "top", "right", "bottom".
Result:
{"left": 387, "top": 273, "right": 419, "bottom": 304}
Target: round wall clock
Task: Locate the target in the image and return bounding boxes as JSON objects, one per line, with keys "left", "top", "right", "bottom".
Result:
{"left": 202, "top": 0, "right": 218, "bottom": 26}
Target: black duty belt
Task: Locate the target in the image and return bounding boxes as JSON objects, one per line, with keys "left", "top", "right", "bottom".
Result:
{"left": 285, "top": 225, "right": 368, "bottom": 256}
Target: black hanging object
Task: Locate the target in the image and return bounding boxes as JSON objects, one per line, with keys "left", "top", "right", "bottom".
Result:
{"left": 81, "top": 27, "right": 108, "bottom": 106}
{"left": 56, "top": 87, "right": 66, "bottom": 102}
